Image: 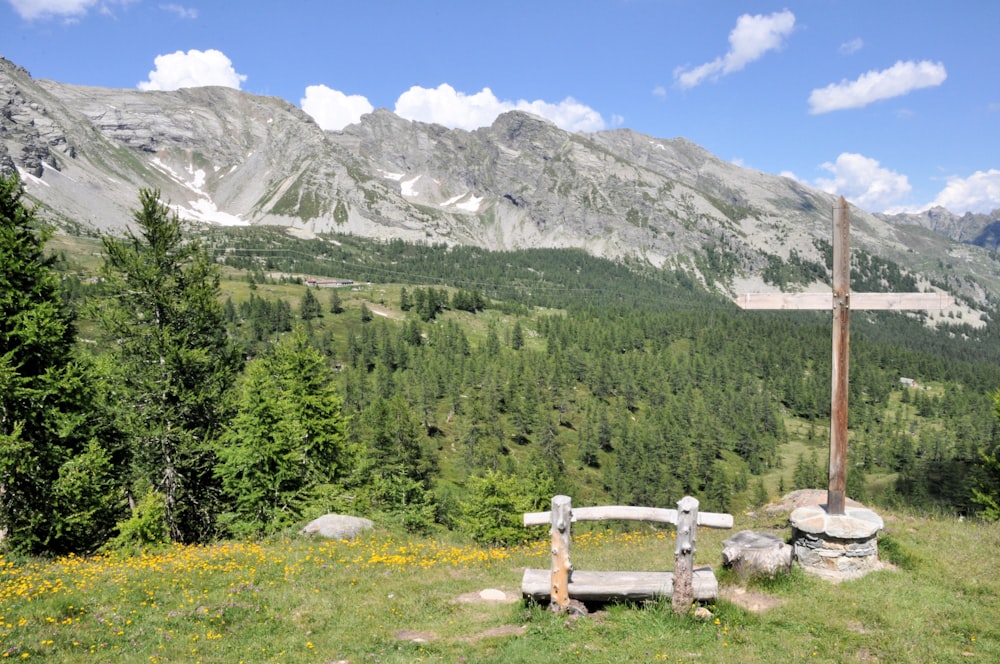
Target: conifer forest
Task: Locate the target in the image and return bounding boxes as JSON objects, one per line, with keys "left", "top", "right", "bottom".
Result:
{"left": 3, "top": 174, "right": 1000, "bottom": 556}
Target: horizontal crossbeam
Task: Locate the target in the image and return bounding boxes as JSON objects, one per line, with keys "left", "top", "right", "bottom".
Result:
{"left": 733, "top": 292, "right": 953, "bottom": 311}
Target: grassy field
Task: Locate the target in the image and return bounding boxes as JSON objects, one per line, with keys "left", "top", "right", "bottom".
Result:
{"left": 2, "top": 507, "right": 998, "bottom": 663}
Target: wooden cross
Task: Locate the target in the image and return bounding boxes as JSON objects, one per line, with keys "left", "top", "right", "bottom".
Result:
{"left": 734, "top": 197, "right": 952, "bottom": 515}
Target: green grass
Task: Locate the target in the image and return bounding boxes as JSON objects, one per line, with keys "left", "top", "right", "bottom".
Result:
{"left": 3, "top": 511, "right": 998, "bottom": 663}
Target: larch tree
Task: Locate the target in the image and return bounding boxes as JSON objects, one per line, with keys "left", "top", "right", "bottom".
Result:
{"left": 96, "top": 189, "right": 240, "bottom": 543}
{"left": 0, "top": 174, "right": 122, "bottom": 554}
{"left": 300, "top": 286, "right": 322, "bottom": 321}
{"left": 328, "top": 288, "right": 343, "bottom": 314}
{"left": 215, "top": 325, "right": 351, "bottom": 535}
{"left": 353, "top": 393, "right": 437, "bottom": 531}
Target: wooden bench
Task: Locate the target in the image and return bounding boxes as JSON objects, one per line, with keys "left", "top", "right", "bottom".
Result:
{"left": 521, "top": 495, "right": 733, "bottom": 613}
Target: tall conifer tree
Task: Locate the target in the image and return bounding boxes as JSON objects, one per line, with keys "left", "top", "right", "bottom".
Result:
{"left": 0, "top": 174, "right": 121, "bottom": 554}
{"left": 96, "top": 189, "right": 240, "bottom": 543}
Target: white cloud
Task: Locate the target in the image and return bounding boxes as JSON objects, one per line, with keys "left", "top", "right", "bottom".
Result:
{"left": 652, "top": 85, "right": 667, "bottom": 98}
{"left": 9, "top": 0, "right": 97, "bottom": 19}
{"left": 926, "top": 170, "right": 1000, "bottom": 214}
{"left": 513, "top": 96, "right": 606, "bottom": 133}
{"left": 137, "top": 49, "right": 246, "bottom": 91}
{"left": 159, "top": 3, "right": 197, "bottom": 19}
{"left": 814, "top": 153, "right": 911, "bottom": 212}
{"left": 297, "top": 82, "right": 607, "bottom": 133}
{"left": 808, "top": 60, "right": 947, "bottom": 114}
{"left": 301, "top": 85, "right": 374, "bottom": 131}
{"left": 393, "top": 83, "right": 607, "bottom": 132}
{"left": 394, "top": 85, "right": 501, "bottom": 130}
{"left": 839, "top": 38, "right": 864, "bottom": 55}
{"left": 674, "top": 10, "right": 795, "bottom": 89}
{"left": 8, "top": 0, "right": 134, "bottom": 20}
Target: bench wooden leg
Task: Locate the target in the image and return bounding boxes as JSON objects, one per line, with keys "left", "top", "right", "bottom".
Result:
{"left": 672, "top": 496, "right": 698, "bottom": 614}
{"left": 550, "top": 495, "right": 572, "bottom": 611}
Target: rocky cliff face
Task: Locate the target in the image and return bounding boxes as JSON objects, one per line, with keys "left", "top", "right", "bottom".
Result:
{"left": 2, "top": 56, "right": 996, "bottom": 303}
{"left": 878, "top": 207, "right": 1000, "bottom": 250}
{"left": 0, "top": 61, "right": 75, "bottom": 178}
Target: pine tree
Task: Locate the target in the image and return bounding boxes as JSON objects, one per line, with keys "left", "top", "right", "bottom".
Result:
{"left": 215, "top": 326, "right": 350, "bottom": 535}
{"left": 300, "top": 286, "right": 322, "bottom": 320}
{"left": 577, "top": 405, "right": 601, "bottom": 468}
{"left": 511, "top": 320, "right": 525, "bottom": 350}
{"left": 484, "top": 322, "right": 501, "bottom": 357}
{"left": 354, "top": 394, "right": 437, "bottom": 530}
{"left": 792, "top": 451, "right": 825, "bottom": 490}
{"left": 328, "top": 288, "right": 343, "bottom": 314}
{"left": 356, "top": 394, "right": 436, "bottom": 482}
{"left": 0, "top": 174, "right": 122, "bottom": 554}
{"left": 96, "top": 189, "right": 240, "bottom": 543}
{"left": 753, "top": 478, "right": 770, "bottom": 507}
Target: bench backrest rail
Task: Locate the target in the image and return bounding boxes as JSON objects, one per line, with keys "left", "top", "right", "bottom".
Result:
{"left": 523, "top": 504, "right": 734, "bottom": 529}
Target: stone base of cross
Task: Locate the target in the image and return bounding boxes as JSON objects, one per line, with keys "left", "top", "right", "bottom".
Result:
{"left": 734, "top": 197, "right": 953, "bottom": 515}
{"left": 788, "top": 500, "right": 885, "bottom": 580}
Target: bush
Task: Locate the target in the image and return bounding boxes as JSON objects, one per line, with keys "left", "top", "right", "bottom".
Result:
{"left": 460, "top": 469, "right": 554, "bottom": 545}
{"left": 104, "top": 489, "right": 168, "bottom": 552}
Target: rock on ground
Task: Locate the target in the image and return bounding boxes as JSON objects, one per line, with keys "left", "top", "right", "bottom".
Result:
{"left": 765, "top": 489, "right": 864, "bottom": 514}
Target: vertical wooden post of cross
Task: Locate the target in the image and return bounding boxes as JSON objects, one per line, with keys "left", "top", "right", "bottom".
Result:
{"left": 828, "top": 198, "right": 851, "bottom": 515}
{"left": 549, "top": 494, "right": 572, "bottom": 612}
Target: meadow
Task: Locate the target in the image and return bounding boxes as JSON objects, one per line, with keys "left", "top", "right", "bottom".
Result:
{"left": 2, "top": 507, "right": 998, "bottom": 663}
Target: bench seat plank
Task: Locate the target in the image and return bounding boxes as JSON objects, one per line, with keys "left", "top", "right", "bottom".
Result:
{"left": 520, "top": 566, "right": 718, "bottom": 602}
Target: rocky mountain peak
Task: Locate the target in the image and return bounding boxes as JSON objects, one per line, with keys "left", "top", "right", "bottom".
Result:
{"left": 1, "top": 57, "right": 995, "bottom": 306}
{"left": 878, "top": 206, "right": 1000, "bottom": 249}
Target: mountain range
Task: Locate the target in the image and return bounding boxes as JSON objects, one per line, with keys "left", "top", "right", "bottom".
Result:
{"left": 2, "top": 56, "right": 997, "bottom": 309}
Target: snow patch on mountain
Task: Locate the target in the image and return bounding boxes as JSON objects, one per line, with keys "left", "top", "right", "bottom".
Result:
{"left": 150, "top": 157, "right": 247, "bottom": 226}
{"left": 454, "top": 195, "right": 483, "bottom": 212}
{"left": 400, "top": 175, "right": 421, "bottom": 197}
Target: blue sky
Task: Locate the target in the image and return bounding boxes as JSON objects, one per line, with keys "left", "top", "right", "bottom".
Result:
{"left": 2, "top": 0, "right": 998, "bottom": 215}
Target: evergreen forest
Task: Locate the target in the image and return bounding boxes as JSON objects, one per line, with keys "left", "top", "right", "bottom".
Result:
{"left": 4, "top": 173, "right": 1000, "bottom": 556}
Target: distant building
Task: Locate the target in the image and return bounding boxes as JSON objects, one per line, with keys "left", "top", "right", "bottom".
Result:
{"left": 306, "top": 278, "right": 354, "bottom": 288}
{"left": 899, "top": 377, "right": 918, "bottom": 388}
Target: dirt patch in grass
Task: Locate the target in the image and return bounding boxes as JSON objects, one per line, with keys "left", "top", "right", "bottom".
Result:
{"left": 394, "top": 588, "right": 528, "bottom": 643}
{"left": 395, "top": 625, "right": 527, "bottom": 645}
{"left": 366, "top": 303, "right": 402, "bottom": 320}
{"left": 395, "top": 589, "right": 525, "bottom": 645}
{"left": 453, "top": 588, "right": 519, "bottom": 604}
{"left": 457, "top": 625, "right": 528, "bottom": 642}
{"left": 396, "top": 620, "right": 526, "bottom": 645}
{"left": 720, "top": 585, "right": 785, "bottom": 612}
{"left": 394, "top": 629, "right": 437, "bottom": 643}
